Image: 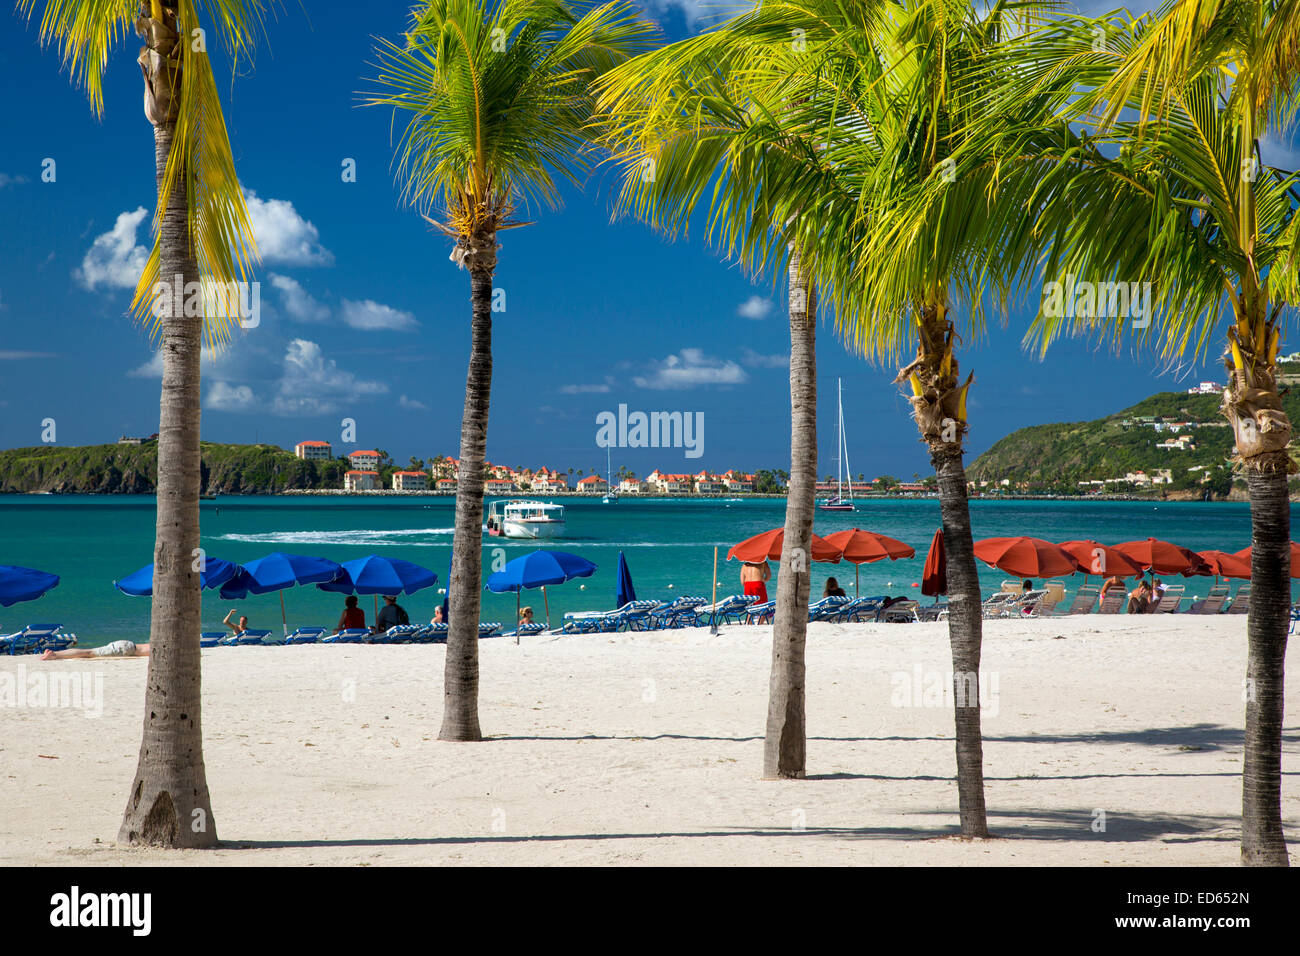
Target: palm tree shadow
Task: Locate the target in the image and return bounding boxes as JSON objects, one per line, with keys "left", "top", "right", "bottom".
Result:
{"left": 220, "top": 808, "right": 1244, "bottom": 851}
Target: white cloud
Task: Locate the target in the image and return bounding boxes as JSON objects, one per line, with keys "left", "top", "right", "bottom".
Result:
{"left": 245, "top": 191, "right": 333, "bottom": 266}
{"left": 340, "top": 298, "right": 418, "bottom": 331}
{"left": 75, "top": 207, "right": 150, "bottom": 290}
{"left": 271, "top": 338, "right": 388, "bottom": 416}
{"left": 398, "top": 394, "right": 428, "bottom": 410}
{"left": 740, "top": 347, "right": 788, "bottom": 368}
{"left": 0, "top": 350, "right": 56, "bottom": 360}
{"left": 737, "top": 295, "right": 773, "bottom": 320}
{"left": 205, "top": 381, "right": 257, "bottom": 411}
{"left": 270, "top": 273, "right": 329, "bottom": 322}
{"left": 633, "top": 348, "right": 748, "bottom": 390}
{"left": 560, "top": 383, "right": 612, "bottom": 394}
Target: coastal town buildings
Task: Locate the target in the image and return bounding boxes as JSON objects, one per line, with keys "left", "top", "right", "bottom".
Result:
{"left": 348, "top": 449, "right": 382, "bottom": 470}
{"left": 577, "top": 475, "right": 609, "bottom": 495}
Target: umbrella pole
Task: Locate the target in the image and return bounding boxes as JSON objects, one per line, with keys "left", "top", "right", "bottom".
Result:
{"left": 542, "top": 586, "right": 550, "bottom": 630}
{"left": 516, "top": 590, "right": 521, "bottom": 646}
{"left": 374, "top": 594, "right": 379, "bottom": 624}
{"left": 279, "top": 591, "right": 287, "bottom": 637}
{"left": 711, "top": 546, "right": 719, "bottom": 634}
{"left": 855, "top": 564, "right": 859, "bottom": 598}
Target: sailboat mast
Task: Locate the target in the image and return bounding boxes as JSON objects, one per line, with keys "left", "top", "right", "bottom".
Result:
{"left": 841, "top": 379, "right": 852, "bottom": 503}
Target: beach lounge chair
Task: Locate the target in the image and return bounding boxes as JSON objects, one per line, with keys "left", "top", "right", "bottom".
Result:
{"left": 1006, "top": 589, "right": 1049, "bottom": 617}
{"left": 696, "top": 594, "right": 759, "bottom": 627}
{"left": 371, "top": 624, "right": 421, "bottom": 644}
{"left": 915, "top": 601, "right": 947, "bottom": 622}
{"left": 1023, "top": 591, "right": 1059, "bottom": 617}
{"left": 1290, "top": 604, "right": 1300, "bottom": 634}
{"left": 478, "top": 622, "right": 502, "bottom": 638}
{"left": 284, "top": 626, "right": 327, "bottom": 645}
{"left": 503, "top": 621, "right": 548, "bottom": 639}
{"left": 838, "top": 596, "right": 888, "bottom": 622}
{"left": 1188, "top": 583, "right": 1230, "bottom": 615}
{"left": 1000, "top": 579, "right": 1022, "bottom": 593}
{"left": 200, "top": 631, "right": 225, "bottom": 648}
{"left": 808, "top": 595, "right": 853, "bottom": 622}
{"left": 1226, "top": 583, "right": 1251, "bottom": 614}
{"left": 322, "top": 627, "right": 370, "bottom": 644}
{"left": 2, "top": 624, "right": 68, "bottom": 655}
{"left": 1151, "top": 585, "right": 1185, "bottom": 613}
{"left": 880, "top": 599, "right": 920, "bottom": 623}
{"left": 745, "top": 600, "right": 776, "bottom": 624}
{"left": 568, "top": 600, "right": 661, "bottom": 633}
{"left": 1051, "top": 585, "right": 1100, "bottom": 616}
{"left": 980, "top": 592, "right": 1017, "bottom": 619}
{"left": 647, "top": 596, "right": 706, "bottom": 629}
{"left": 228, "top": 628, "right": 274, "bottom": 646}
{"left": 1097, "top": 589, "right": 1126, "bottom": 614}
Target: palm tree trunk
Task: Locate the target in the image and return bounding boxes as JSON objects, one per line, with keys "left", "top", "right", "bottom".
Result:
{"left": 902, "top": 303, "right": 988, "bottom": 837}
{"left": 119, "top": 8, "right": 216, "bottom": 845}
{"left": 764, "top": 246, "right": 816, "bottom": 779}
{"left": 930, "top": 442, "right": 989, "bottom": 837}
{"left": 1240, "top": 469, "right": 1291, "bottom": 865}
{"left": 439, "top": 233, "right": 497, "bottom": 742}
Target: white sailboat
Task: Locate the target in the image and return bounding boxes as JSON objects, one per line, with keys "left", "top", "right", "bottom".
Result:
{"left": 602, "top": 444, "right": 618, "bottom": 503}
{"left": 820, "top": 378, "right": 855, "bottom": 511}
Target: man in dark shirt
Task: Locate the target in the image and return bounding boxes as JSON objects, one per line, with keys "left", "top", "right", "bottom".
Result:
{"left": 375, "top": 594, "right": 409, "bottom": 633}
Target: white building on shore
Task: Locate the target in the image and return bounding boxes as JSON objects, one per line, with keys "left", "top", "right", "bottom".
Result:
{"left": 295, "top": 440, "right": 333, "bottom": 461}
{"left": 344, "top": 470, "right": 378, "bottom": 491}
{"left": 391, "top": 470, "right": 428, "bottom": 491}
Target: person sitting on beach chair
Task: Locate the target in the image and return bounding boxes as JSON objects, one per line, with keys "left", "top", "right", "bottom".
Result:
{"left": 431, "top": 605, "right": 445, "bottom": 625}
{"left": 519, "top": 606, "right": 535, "bottom": 625}
{"left": 1100, "top": 574, "right": 1126, "bottom": 598}
{"left": 1127, "top": 580, "right": 1154, "bottom": 614}
{"left": 223, "top": 609, "right": 249, "bottom": 636}
{"left": 41, "top": 640, "right": 149, "bottom": 661}
{"left": 375, "top": 595, "right": 409, "bottom": 634}
{"left": 334, "top": 595, "right": 366, "bottom": 635}
{"left": 823, "top": 577, "right": 846, "bottom": 598}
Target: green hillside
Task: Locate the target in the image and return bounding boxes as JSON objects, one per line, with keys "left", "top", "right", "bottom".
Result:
{"left": 969, "top": 376, "right": 1300, "bottom": 495}
{"left": 0, "top": 442, "right": 348, "bottom": 494}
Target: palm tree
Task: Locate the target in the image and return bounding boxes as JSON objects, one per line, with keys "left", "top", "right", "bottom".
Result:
{"left": 600, "top": 1, "right": 894, "bottom": 778}
{"left": 1011, "top": 3, "right": 1300, "bottom": 865}
{"left": 18, "top": 0, "right": 263, "bottom": 846}
{"left": 367, "top": 0, "right": 652, "bottom": 741}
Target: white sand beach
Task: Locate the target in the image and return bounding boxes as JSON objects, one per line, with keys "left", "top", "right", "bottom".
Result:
{"left": 1, "top": 615, "right": 1295, "bottom": 866}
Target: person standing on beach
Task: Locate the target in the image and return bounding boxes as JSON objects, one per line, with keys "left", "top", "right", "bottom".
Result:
{"left": 741, "top": 560, "right": 771, "bottom": 603}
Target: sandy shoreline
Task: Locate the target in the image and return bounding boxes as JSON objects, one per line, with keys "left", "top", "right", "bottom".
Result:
{"left": 1, "top": 615, "right": 1295, "bottom": 866}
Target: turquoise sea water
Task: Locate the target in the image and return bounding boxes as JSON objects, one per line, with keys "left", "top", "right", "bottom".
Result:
{"left": 0, "top": 494, "right": 1289, "bottom": 647}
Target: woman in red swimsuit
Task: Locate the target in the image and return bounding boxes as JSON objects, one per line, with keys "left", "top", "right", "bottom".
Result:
{"left": 334, "top": 595, "right": 366, "bottom": 634}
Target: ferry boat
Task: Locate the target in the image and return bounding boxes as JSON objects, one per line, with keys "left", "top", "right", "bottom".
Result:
{"left": 820, "top": 378, "right": 855, "bottom": 512}
{"left": 486, "top": 499, "right": 566, "bottom": 539}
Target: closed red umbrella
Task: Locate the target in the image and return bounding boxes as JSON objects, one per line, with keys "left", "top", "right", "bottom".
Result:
{"left": 1058, "top": 540, "right": 1144, "bottom": 578}
{"left": 1232, "top": 542, "right": 1300, "bottom": 578}
{"left": 974, "top": 536, "right": 1080, "bottom": 578}
{"left": 921, "top": 529, "right": 947, "bottom": 597}
{"left": 1114, "top": 538, "right": 1206, "bottom": 575}
{"left": 727, "top": 528, "right": 842, "bottom": 564}
{"left": 823, "top": 528, "right": 916, "bottom": 596}
{"left": 1186, "top": 550, "right": 1252, "bottom": 580}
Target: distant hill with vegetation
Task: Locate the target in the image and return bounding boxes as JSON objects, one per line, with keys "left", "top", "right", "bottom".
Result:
{"left": 0, "top": 442, "right": 347, "bottom": 494}
{"left": 969, "top": 370, "right": 1300, "bottom": 497}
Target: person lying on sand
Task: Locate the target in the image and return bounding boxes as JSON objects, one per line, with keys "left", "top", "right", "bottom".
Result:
{"left": 42, "top": 640, "right": 149, "bottom": 661}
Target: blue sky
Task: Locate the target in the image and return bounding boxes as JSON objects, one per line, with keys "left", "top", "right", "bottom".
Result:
{"left": 0, "top": 0, "right": 1274, "bottom": 480}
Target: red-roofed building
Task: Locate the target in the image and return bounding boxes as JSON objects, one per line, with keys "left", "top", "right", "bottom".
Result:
{"left": 647, "top": 470, "right": 691, "bottom": 493}
{"left": 295, "top": 440, "right": 332, "bottom": 461}
{"left": 532, "top": 472, "right": 568, "bottom": 493}
{"left": 391, "top": 470, "right": 428, "bottom": 491}
{"left": 435, "top": 477, "right": 457, "bottom": 492}
{"left": 577, "top": 475, "right": 608, "bottom": 494}
{"left": 348, "top": 449, "right": 382, "bottom": 470}
{"left": 344, "top": 470, "right": 378, "bottom": 491}
{"left": 722, "top": 470, "right": 754, "bottom": 493}
{"left": 485, "top": 478, "right": 516, "bottom": 494}
{"left": 694, "top": 471, "right": 725, "bottom": 494}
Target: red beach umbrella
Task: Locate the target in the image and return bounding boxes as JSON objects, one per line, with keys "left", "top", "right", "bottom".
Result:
{"left": 1186, "top": 550, "right": 1252, "bottom": 580}
{"left": 1232, "top": 542, "right": 1300, "bottom": 578}
{"left": 727, "top": 528, "right": 842, "bottom": 564}
{"left": 921, "top": 529, "right": 947, "bottom": 597}
{"left": 1058, "top": 540, "right": 1144, "bottom": 578}
{"left": 823, "top": 528, "right": 916, "bottom": 596}
{"left": 1113, "top": 538, "right": 1207, "bottom": 575}
{"left": 974, "top": 536, "right": 1080, "bottom": 578}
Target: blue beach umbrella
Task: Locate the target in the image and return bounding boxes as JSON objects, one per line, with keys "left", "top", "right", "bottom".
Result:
{"left": 0, "top": 565, "right": 60, "bottom": 608}
{"left": 615, "top": 551, "right": 636, "bottom": 608}
{"left": 114, "top": 558, "right": 240, "bottom": 596}
{"left": 220, "top": 552, "right": 344, "bottom": 634}
{"left": 317, "top": 555, "right": 439, "bottom": 622}
{"left": 485, "top": 549, "right": 598, "bottom": 633}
